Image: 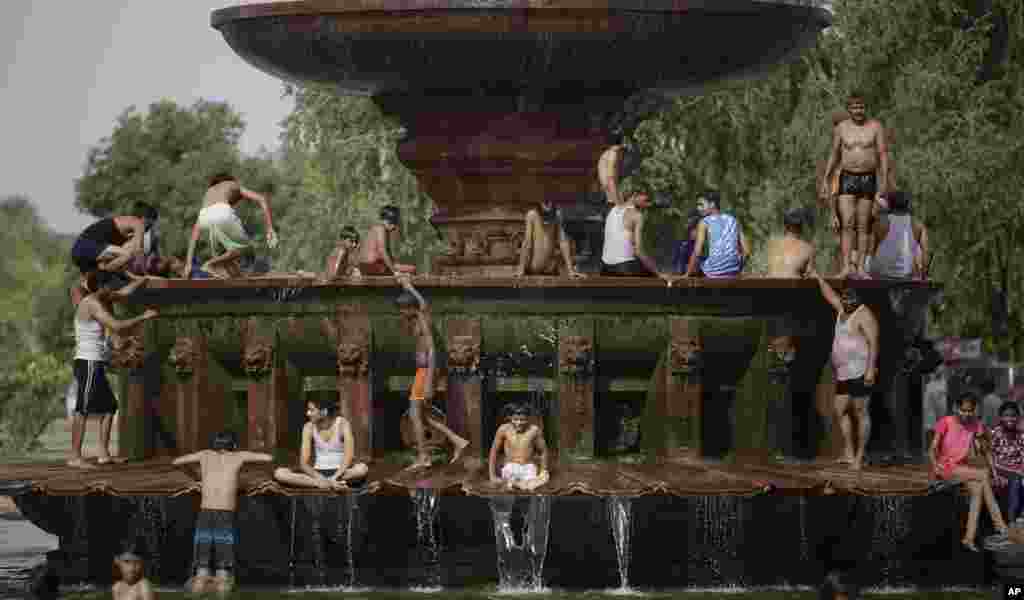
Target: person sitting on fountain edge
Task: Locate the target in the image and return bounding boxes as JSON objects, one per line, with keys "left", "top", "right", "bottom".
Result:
{"left": 868, "top": 191, "right": 928, "bottom": 280}
{"left": 989, "top": 401, "right": 1024, "bottom": 526}
{"left": 323, "top": 225, "right": 362, "bottom": 280}
{"left": 684, "top": 190, "right": 751, "bottom": 278}
{"left": 273, "top": 398, "right": 369, "bottom": 491}
{"left": 766, "top": 207, "right": 817, "bottom": 278}
{"left": 515, "top": 199, "right": 584, "bottom": 279}
{"left": 489, "top": 403, "right": 550, "bottom": 491}
{"left": 358, "top": 205, "right": 417, "bottom": 277}
{"left": 184, "top": 173, "right": 278, "bottom": 280}
{"left": 112, "top": 542, "right": 155, "bottom": 600}
{"left": 601, "top": 187, "right": 668, "bottom": 279}
{"left": 930, "top": 392, "right": 1010, "bottom": 552}
{"left": 173, "top": 430, "right": 273, "bottom": 593}
{"left": 396, "top": 274, "right": 470, "bottom": 469}
{"left": 815, "top": 274, "right": 878, "bottom": 470}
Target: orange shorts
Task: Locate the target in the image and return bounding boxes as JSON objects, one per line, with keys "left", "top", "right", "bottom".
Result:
{"left": 410, "top": 368, "right": 428, "bottom": 401}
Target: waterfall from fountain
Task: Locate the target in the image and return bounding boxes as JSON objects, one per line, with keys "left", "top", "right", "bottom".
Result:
{"left": 411, "top": 488, "right": 442, "bottom": 590}
{"left": 867, "top": 496, "right": 911, "bottom": 586}
{"left": 688, "top": 496, "right": 743, "bottom": 587}
{"left": 489, "top": 495, "right": 552, "bottom": 592}
{"left": 797, "top": 496, "right": 809, "bottom": 563}
{"left": 607, "top": 497, "right": 633, "bottom": 591}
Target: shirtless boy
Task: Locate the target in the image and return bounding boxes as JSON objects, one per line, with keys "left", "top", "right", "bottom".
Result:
{"left": 358, "top": 206, "right": 416, "bottom": 276}
{"left": 488, "top": 404, "right": 550, "bottom": 491}
{"left": 112, "top": 545, "right": 156, "bottom": 600}
{"left": 273, "top": 398, "right": 369, "bottom": 491}
{"left": 515, "top": 200, "right": 584, "bottom": 279}
{"left": 173, "top": 431, "right": 273, "bottom": 593}
{"left": 185, "top": 173, "right": 278, "bottom": 280}
{"left": 396, "top": 275, "right": 469, "bottom": 469}
{"left": 323, "top": 226, "right": 362, "bottom": 280}
{"left": 598, "top": 144, "right": 623, "bottom": 206}
{"left": 820, "top": 93, "right": 889, "bottom": 277}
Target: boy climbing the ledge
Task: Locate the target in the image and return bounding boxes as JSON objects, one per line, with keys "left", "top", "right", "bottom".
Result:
{"left": 489, "top": 403, "right": 550, "bottom": 491}
{"left": 173, "top": 431, "right": 273, "bottom": 594}
{"left": 396, "top": 274, "right": 470, "bottom": 469}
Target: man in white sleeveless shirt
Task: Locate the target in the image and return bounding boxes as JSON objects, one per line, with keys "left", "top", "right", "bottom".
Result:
{"left": 600, "top": 187, "right": 667, "bottom": 278}
{"left": 70, "top": 272, "right": 158, "bottom": 468}
{"left": 869, "top": 191, "right": 929, "bottom": 280}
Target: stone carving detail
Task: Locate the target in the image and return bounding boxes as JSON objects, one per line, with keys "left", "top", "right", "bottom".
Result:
{"left": 464, "top": 231, "right": 489, "bottom": 264}
{"left": 448, "top": 335, "right": 481, "bottom": 378}
{"left": 336, "top": 341, "right": 369, "bottom": 377}
{"left": 435, "top": 222, "right": 530, "bottom": 267}
{"left": 766, "top": 337, "right": 795, "bottom": 385}
{"left": 559, "top": 335, "right": 594, "bottom": 378}
{"left": 109, "top": 330, "right": 145, "bottom": 371}
{"left": 669, "top": 335, "right": 703, "bottom": 379}
{"left": 241, "top": 320, "right": 274, "bottom": 380}
{"left": 437, "top": 232, "right": 464, "bottom": 265}
{"left": 168, "top": 337, "right": 200, "bottom": 379}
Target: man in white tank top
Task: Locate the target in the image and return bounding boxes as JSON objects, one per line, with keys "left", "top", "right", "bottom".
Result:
{"left": 70, "top": 272, "right": 158, "bottom": 468}
{"left": 869, "top": 191, "right": 929, "bottom": 280}
{"left": 600, "top": 189, "right": 667, "bottom": 278}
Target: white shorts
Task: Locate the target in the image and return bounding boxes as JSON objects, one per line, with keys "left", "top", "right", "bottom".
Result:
{"left": 501, "top": 462, "right": 538, "bottom": 482}
{"left": 198, "top": 203, "right": 250, "bottom": 253}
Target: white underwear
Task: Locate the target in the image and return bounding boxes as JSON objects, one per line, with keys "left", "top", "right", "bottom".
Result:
{"left": 501, "top": 462, "right": 538, "bottom": 482}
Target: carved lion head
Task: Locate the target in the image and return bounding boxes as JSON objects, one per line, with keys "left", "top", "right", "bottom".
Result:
{"left": 448, "top": 336, "right": 481, "bottom": 376}
{"left": 559, "top": 335, "right": 594, "bottom": 376}
{"left": 669, "top": 336, "right": 703, "bottom": 376}
{"left": 243, "top": 342, "right": 274, "bottom": 379}
{"left": 168, "top": 337, "right": 199, "bottom": 378}
{"left": 109, "top": 332, "right": 145, "bottom": 371}
{"left": 336, "top": 341, "right": 368, "bottom": 377}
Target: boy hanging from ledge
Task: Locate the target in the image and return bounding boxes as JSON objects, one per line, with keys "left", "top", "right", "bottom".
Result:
{"left": 489, "top": 403, "right": 550, "bottom": 492}
{"left": 174, "top": 431, "right": 273, "bottom": 594}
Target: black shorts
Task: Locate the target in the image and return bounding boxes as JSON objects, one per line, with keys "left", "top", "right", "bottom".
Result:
{"left": 601, "top": 259, "right": 654, "bottom": 277}
{"left": 316, "top": 469, "right": 337, "bottom": 478}
{"left": 193, "top": 508, "right": 237, "bottom": 573}
{"left": 838, "top": 171, "right": 877, "bottom": 197}
{"left": 836, "top": 376, "right": 873, "bottom": 398}
{"left": 72, "top": 360, "right": 118, "bottom": 416}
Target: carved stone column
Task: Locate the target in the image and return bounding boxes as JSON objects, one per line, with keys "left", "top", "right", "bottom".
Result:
{"left": 167, "top": 328, "right": 230, "bottom": 454}
{"left": 110, "top": 321, "right": 149, "bottom": 461}
{"left": 446, "top": 318, "right": 483, "bottom": 458}
{"left": 733, "top": 320, "right": 787, "bottom": 462}
{"left": 243, "top": 318, "right": 291, "bottom": 457}
{"left": 555, "top": 320, "right": 596, "bottom": 461}
{"left": 330, "top": 306, "right": 373, "bottom": 463}
{"left": 668, "top": 317, "right": 704, "bottom": 457}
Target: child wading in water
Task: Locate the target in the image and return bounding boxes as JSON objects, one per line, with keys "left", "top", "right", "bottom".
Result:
{"left": 396, "top": 275, "right": 470, "bottom": 469}
{"left": 112, "top": 544, "right": 156, "bottom": 600}
{"left": 488, "top": 403, "right": 550, "bottom": 491}
{"left": 173, "top": 430, "right": 273, "bottom": 593}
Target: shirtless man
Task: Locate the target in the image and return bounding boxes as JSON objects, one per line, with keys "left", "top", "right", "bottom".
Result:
{"left": 765, "top": 207, "right": 817, "bottom": 364}
{"left": 488, "top": 403, "right": 550, "bottom": 491}
{"left": 111, "top": 546, "right": 156, "bottom": 600}
{"left": 515, "top": 200, "right": 584, "bottom": 279}
{"left": 273, "top": 398, "right": 369, "bottom": 491}
{"left": 598, "top": 144, "right": 623, "bottom": 205}
{"left": 173, "top": 431, "right": 273, "bottom": 593}
{"left": 184, "top": 173, "right": 278, "bottom": 280}
{"left": 766, "top": 207, "right": 817, "bottom": 278}
{"left": 601, "top": 190, "right": 668, "bottom": 279}
{"left": 323, "top": 226, "right": 362, "bottom": 280}
{"left": 820, "top": 93, "right": 889, "bottom": 278}
{"left": 71, "top": 214, "right": 146, "bottom": 275}
{"left": 816, "top": 274, "right": 879, "bottom": 470}
{"left": 358, "top": 205, "right": 416, "bottom": 276}
{"left": 396, "top": 275, "right": 469, "bottom": 469}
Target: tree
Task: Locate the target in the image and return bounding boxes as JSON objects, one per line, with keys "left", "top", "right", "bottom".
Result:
{"left": 74, "top": 99, "right": 296, "bottom": 262}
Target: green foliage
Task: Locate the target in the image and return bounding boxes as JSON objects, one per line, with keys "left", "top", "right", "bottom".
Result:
{"left": 625, "top": 0, "right": 1024, "bottom": 356}
{"left": 0, "top": 353, "right": 70, "bottom": 454}
{"left": 74, "top": 99, "right": 299, "bottom": 262}
{"left": 276, "top": 85, "right": 443, "bottom": 272}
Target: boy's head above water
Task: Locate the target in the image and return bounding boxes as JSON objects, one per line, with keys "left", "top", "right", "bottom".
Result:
{"left": 210, "top": 430, "right": 239, "bottom": 452}
{"left": 114, "top": 543, "right": 147, "bottom": 584}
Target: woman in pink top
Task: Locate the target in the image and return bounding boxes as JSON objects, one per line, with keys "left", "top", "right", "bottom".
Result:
{"left": 930, "top": 392, "right": 1008, "bottom": 551}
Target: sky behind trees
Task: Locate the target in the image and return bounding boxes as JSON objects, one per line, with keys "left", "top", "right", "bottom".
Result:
{"left": 0, "top": 2, "right": 292, "bottom": 234}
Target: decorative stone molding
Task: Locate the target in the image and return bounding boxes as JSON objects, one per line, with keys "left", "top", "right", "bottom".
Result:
{"left": 559, "top": 335, "right": 594, "bottom": 378}
{"left": 766, "top": 336, "right": 795, "bottom": 385}
{"left": 432, "top": 221, "right": 527, "bottom": 268}
{"left": 669, "top": 335, "right": 703, "bottom": 379}
{"left": 168, "top": 337, "right": 200, "bottom": 379}
{"left": 448, "top": 335, "right": 481, "bottom": 378}
{"left": 241, "top": 319, "right": 274, "bottom": 380}
{"left": 336, "top": 341, "right": 369, "bottom": 378}
{"left": 109, "top": 330, "right": 145, "bottom": 371}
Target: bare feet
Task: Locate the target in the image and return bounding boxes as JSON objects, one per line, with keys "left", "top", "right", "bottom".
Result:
{"left": 67, "top": 457, "right": 96, "bottom": 469}
{"left": 850, "top": 458, "right": 864, "bottom": 471}
{"left": 331, "top": 480, "right": 349, "bottom": 491}
{"left": 97, "top": 455, "right": 126, "bottom": 465}
{"left": 407, "top": 457, "right": 432, "bottom": 471}
{"left": 962, "top": 539, "right": 979, "bottom": 552}
{"left": 449, "top": 439, "right": 470, "bottom": 465}
{"left": 835, "top": 455, "right": 855, "bottom": 466}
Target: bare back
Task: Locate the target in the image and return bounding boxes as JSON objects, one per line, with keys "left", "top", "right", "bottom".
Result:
{"left": 837, "top": 120, "right": 883, "bottom": 174}
{"left": 766, "top": 235, "right": 814, "bottom": 278}
{"left": 359, "top": 225, "right": 389, "bottom": 264}
{"left": 498, "top": 423, "right": 542, "bottom": 465}
{"left": 525, "top": 211, "right": 562, "bottom": 274}
{"left": 197, "top": 451, "right": 250, "bottom": 511}
{"left": 202, "top": 180, "right": 242, "bottom": 209}
{"left": 112, "top": 579, "right": 154, "bottom": 600}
